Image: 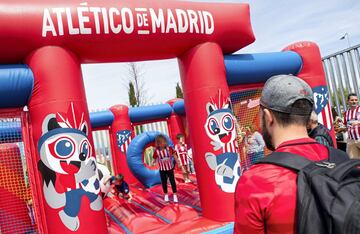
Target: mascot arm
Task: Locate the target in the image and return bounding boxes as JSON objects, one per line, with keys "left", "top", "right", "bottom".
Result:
{"left": 75, "top": 158, "right": 97, "bottom": 184}
{"left": 210, "top": 141, "right": 222, "bottom": 151}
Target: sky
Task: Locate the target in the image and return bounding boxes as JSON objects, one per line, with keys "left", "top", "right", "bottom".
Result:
{"left": 82, "top": 0, "right": 360, "bottom": 110}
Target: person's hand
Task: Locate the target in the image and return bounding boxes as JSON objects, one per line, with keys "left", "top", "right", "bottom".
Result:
{"left": 353, "top": 121, "right": 360, "bottom": 126}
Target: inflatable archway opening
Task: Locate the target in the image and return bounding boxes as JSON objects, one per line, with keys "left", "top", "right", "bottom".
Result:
{"left": 127, "top": 131, "right": 173, "bottom": 188}
{"left": 142, "top": 142, "right": 158, "bottom": 170}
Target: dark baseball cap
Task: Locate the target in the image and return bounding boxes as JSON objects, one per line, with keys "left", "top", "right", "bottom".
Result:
{"left": 260, "top": 75, "right": 314, "bottom": 115}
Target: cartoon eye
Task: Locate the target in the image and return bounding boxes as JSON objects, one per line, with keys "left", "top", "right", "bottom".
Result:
{"left": 80, "top": 139, "right": 91, "bottom": 159}
{"left": 48, "top": 136, "right": 75, "bottom": 159}
{"left": 222, "top": 114, "right": 234, "bottom": 131}
{"left": 207, "top": 118, "right": 220, "bottom": 135}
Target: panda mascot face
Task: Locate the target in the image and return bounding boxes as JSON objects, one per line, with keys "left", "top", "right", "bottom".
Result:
{"left": 38, "top": 125, "right": 91, "bottom": 175}
{"left": 205, "top": 103, "right": 237, "bottom": 150}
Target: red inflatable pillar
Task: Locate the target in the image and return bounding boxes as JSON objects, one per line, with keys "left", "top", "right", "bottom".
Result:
{"left": 283, "top": 42, "right": 337, "bottom": 146}
{"left": 109, "top": 105, "right": 138, "bottom": 184}
{"left": 179, "top": 43, "right": 240, "bottom": 221}
{"left": 26, "top": 46, "right": 107, "bottom": 234}
{"left": 166, "top": 99, "right": 185, "bottom": 144}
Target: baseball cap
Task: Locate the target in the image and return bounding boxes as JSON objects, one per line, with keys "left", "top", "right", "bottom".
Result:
{"left": 260, "top": 75, "right": 314, "bottom": 115}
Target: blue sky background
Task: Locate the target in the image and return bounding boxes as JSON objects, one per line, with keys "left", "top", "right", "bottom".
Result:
{"left": 82, "top": 0, "right": 360, "bottom": 110}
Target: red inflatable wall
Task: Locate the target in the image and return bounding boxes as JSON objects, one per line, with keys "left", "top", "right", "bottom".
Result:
{"left": 109, "top": 105, "right": 138, "bottom": 184}
{"left": 0, "top": 0, "right": 256, "bottom": 231}
{"left": 26, "top": 46, "right": 107, "bottom": 234}
{"left": 0, "top": 0, "right": 254, "bottom": 64}
{"left": 283, "top": 42, "right": 336, "bottom": 145}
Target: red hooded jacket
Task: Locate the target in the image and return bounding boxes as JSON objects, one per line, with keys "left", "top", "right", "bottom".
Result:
{"left": 234, "top": 138, "right": 328, "bottom": 234}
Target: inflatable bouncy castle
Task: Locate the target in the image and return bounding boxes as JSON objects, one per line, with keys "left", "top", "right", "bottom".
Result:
{"left": 0, "top": 0, "right": 334, "bottom": 233}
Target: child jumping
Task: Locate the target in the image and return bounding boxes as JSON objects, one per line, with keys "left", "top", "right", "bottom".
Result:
{"left": 153, "top": 134, "right": 178, "bottom": 203}
{"left": 175, "top": 134, "right": 191, "bottom": 183}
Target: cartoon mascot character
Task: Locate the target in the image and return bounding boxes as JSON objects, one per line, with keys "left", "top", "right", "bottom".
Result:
{"left": 37, "top": 103, "right": 102, "bottom": 231}
{"left": 204, "top": 91, "right": 241, "bottom": 193}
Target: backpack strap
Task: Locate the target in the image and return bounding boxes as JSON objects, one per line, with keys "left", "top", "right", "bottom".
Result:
{"left": 327, "top": 159, "right": 360, "bottom": 181}
{"left": 327, "top": 147, "right": 349, "bottom": 164}
{"left": 256, "top": 152, "right": 312, "bottom": 172}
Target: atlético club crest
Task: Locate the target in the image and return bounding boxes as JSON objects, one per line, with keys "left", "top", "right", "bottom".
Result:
{"left": 116, "top": 130, "right": 132, "bottom": 153}
{"left": 313, "top": 85, "right": 332, "bottom": 130}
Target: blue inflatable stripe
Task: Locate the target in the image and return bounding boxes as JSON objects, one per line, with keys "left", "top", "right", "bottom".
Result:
{"left": 0, "top": 65, "right": 34, "bottom": 108}
{"left": 104, "top": 209, "right": 132, "bottom": 234}
{"left": 201, "top": 222, "right": 234, "bottom": 234}
{"left": 173, "top": 100, "right": 185, "bottom": 115}
{"left": 89, "top": 110, "right": 114, "bottom": 129}
{"left": 126, "top": 131, "right": 173, "bottom": 188}
{"left": 129, "top": 104, "right": 173, "bottom": 123}
{"left": 225, "top": 51, "right": 303, "bottom": 86}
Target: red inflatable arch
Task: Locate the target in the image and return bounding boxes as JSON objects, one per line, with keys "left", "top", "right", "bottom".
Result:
{"left": 0, "top": 0, "right": 254, "bottom": 233}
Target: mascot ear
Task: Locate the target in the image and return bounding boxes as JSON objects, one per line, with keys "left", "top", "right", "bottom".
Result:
{"left": 80, "top": 122, "right": 88, "bottom": 135}
{"left": 42, "top": 114, "right": 60, "bottom": 134}
{"left": 225, "top": 101, "right": 232, "bottom": 111}
{"left": 206, "top": 103, "right": 216, "bottom": 115}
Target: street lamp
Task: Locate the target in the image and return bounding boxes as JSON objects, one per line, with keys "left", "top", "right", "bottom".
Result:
{"left": 340, "top": 32, "right": 351, "bottom": 48}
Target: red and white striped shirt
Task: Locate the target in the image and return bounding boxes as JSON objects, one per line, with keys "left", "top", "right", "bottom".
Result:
{"left": 175, "top": 143, "right": 189, "bottom": 166}
{"left": 153, "top": 147, "right": 175, "bottom": 171}
{"left": 344, "top": 106, "right": 360, "bottom": 140}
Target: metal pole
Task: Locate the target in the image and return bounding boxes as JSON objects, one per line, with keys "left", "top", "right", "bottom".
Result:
{"left": 339, "top": 53, "right": 352, "bottom": 93}
{"left": 354, "top": 48, "right": 360, "bottom": 95}
{"left": 325, "top": 59, "right": 341, "bottom": 116}
{"left": 346, "top": 33, "right": 352, "bottom": 48}
{"left": 323, "top": 61, "right": 333, "bottom": 110}
{"left": 332, "top": 56, "right": 347, "bottom": 111}
{"left": 347, "top": 50, "right": 360, "bottom": 98}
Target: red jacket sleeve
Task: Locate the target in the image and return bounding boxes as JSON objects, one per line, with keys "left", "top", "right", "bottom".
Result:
{"left": 343, "top": 111, "right": 347, "bottom": 126}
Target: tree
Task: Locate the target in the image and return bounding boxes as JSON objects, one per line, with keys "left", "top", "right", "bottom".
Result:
{"left": 176, "top": 82, "right": 183, "bottom": 98}
{"left": 128, "top": 82, "right": 138, "bottom": 107}
{"left": 126, "top": 62, "right": 148, "bottom": 107}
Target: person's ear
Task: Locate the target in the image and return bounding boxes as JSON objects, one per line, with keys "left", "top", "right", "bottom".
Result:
{"left": 263, "top": 109, "right": 274, "bottom": 127}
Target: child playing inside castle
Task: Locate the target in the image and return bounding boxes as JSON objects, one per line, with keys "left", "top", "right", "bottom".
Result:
{"left": 152, "top": 134, "right": 178, "bottom": 203}
{"left": 110, "top": 174, "right": 133, "bottom": 201}
{"left": 174, "top": 134, "right": 191, "bottom": 183}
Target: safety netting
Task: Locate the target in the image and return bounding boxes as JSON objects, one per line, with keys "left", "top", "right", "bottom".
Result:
{"left": 230, "top": 88, "right": 271, "bottom": 172}
{"left": 0, "top": 111, "right": 38, "bottom": 233}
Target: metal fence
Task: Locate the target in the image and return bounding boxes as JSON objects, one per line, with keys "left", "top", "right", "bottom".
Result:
{"left": 322, "top": 43, "right": 360, "bottom": 116}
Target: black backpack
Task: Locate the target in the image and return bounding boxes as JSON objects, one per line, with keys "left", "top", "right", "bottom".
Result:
{"left": 257, "top": 147, "right": 360, "bottom": 234}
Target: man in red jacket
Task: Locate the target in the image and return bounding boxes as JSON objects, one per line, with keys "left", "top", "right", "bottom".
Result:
{"left": 234, "top": 75, "right": 329, "bottom": 234}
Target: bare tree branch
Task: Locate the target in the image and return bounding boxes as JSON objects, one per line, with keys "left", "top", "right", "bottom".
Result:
{"left": 126, "top": 62, "right": 149, "bottom": 106}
